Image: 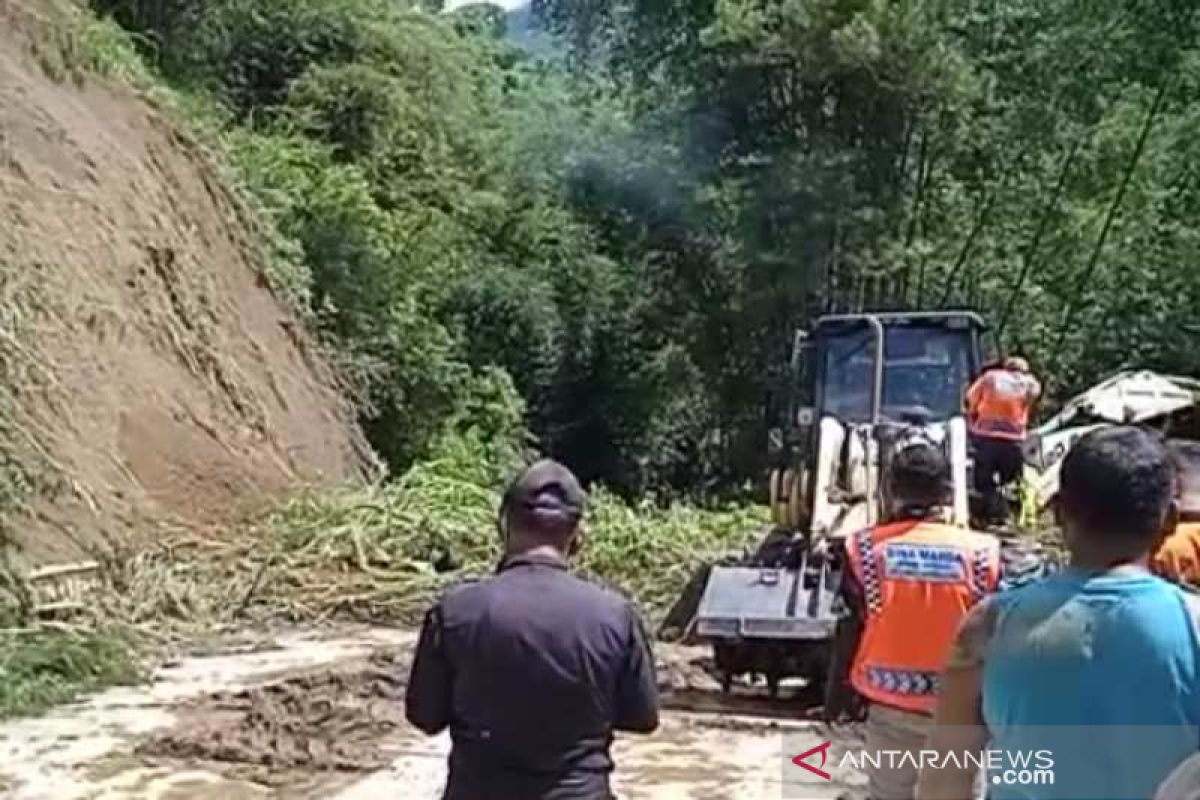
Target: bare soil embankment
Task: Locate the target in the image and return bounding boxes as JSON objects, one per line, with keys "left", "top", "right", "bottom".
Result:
{"left": 0, "top": 0, "right": 369, "bottom": 564}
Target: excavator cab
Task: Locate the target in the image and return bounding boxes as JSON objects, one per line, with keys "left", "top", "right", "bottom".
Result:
{"left": 796, "top": 313, "right": 985, "bottom": 430}
{"left": 685, "top": 311, "right": 988, "bottom": 697}
{"left": 778, "top": 312, "right": 986, "bottom": 534}
{"left": 815, "top": 316, "right": 981, "bottom": 425}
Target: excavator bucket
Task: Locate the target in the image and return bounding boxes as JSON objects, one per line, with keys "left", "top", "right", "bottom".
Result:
{"left": 692, "top": 551, "right": 841, "bottom": 642}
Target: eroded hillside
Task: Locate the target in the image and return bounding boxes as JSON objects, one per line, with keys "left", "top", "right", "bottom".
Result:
{"left": 0, "top": 0, "right": 369, "bottom": 564}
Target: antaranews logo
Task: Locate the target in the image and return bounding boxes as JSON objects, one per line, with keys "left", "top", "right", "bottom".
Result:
{"left": 783, "top": 737, "right": 1054, "bottom": 798}
{"left": 792, "top": 741, "right": 833, "bottom": 780}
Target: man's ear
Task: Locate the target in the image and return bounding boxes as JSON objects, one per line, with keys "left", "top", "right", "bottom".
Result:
{"left": 1052, "top": 497, "right": 1076, "bottom": 550}
{"left": 496, "top": 500, "right": 510, "bottom": 544}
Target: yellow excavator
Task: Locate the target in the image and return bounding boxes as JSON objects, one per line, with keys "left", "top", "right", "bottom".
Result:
{"left": 662, "top": 311, "right": 992, "bottom": 697}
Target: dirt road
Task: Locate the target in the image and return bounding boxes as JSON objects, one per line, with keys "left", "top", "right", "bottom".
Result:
{"left": 0, "top": 627, "right": 865, "bottom": 799}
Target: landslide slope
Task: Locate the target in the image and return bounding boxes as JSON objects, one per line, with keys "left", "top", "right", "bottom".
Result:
{"left": 0, "top": 1, "right": 369, "bottom": 564}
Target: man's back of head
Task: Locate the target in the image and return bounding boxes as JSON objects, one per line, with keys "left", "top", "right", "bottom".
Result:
{"left": 501, "top": 459, "right": 586, "bottom": 553}
{"left": 1004, "top": 356, "right": 1031, "bottom": 374}
{"left": 1059, "top": 426, "right": 1177, "bottom": 564}
{"left": 888, "top": 442, "right": 952, "bottom": 515}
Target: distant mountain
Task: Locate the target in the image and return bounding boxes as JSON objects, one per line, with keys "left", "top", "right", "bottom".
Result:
{"left": 505, "top": 3, "right": 560, "bottom": 58}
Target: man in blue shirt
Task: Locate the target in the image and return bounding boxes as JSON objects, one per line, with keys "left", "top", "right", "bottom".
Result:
{"left": 918, "top": 427, "right": 1200, "bottom": 800}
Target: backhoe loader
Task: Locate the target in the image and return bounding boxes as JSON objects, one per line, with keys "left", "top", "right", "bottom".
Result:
{"left": 663, "top": 311, "right": 990, "bottom": 697}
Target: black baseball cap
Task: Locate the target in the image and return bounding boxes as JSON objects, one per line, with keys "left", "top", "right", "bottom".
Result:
{"left": 504, "top": 459, "right": 586, "bottom": 523}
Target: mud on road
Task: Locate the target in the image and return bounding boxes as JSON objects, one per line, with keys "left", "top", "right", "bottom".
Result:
{"left": 134, "top": 652, "right": 409, "bottom": 795}
{"left": 0, "top": 627, "right": 864, "bottom": 799}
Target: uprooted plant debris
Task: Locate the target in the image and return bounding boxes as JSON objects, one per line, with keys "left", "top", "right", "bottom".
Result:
{"left": 134, "top": 651, "right": 408, "bottom": 787}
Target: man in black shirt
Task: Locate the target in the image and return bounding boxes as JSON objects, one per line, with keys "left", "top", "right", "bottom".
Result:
{"left": 406, "top": 460, "right": 660, "bottom": 800}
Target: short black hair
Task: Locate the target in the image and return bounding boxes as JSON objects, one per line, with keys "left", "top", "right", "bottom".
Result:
{"left": 1060, "top": 427, "right": 1176, "bottom": 542}
{"left": 889, "top": 443, "right": 951, "bottom": 507}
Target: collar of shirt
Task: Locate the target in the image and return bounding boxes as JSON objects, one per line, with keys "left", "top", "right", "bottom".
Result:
{"left": 498, "top": 552, "right": 570, "bottom": 572}
{"left": 892, "top": 506, "right": 948, "bottom": 524}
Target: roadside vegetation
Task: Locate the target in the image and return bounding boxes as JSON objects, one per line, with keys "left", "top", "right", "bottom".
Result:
{"left": 257, "top": 436, "right": 766, "bottom": 623}
{"left": 78, "top": 0, "right": 1200, "bottom": 502}
{"left": 0, "top": 627, "right": 142, "bottom": 719}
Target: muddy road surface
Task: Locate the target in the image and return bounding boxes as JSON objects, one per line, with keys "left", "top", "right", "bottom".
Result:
{"left": 0, "top": 627, "right": 865, "bottom": 799}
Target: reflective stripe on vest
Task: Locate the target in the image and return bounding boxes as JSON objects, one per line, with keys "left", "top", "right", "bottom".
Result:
{"left": 855, "top": 525, "right": 888, "bottom": 615}
{"left": 864, "top": 666, "right": 942, "bottom": 698}
{"left": 970, "top": 417, "right": 1027, "bottom": 440}
{"left": 847, "top": 521, "right": 1001, "bottom": 714}
{"left": 970, "top": 545, "right": 994, "bottom": 603}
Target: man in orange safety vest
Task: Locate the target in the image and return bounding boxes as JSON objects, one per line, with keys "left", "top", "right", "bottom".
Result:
{"left": 965, "top": 356, "right": 1041, "bottom": 523}
{"left": 1152, "top": 439, "right": 1200, "bottom": 588}
{"left": 824, "top": 443, "right": 1002, "bottom": 800}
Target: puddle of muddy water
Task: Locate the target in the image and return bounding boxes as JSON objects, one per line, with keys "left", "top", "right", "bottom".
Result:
{"left": 88, "top": 767, "right": 273, "bottom": 800}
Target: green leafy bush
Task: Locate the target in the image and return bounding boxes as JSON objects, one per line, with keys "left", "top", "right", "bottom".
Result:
{"left": 0, "top": 627, "right": 142, "bottom": 719}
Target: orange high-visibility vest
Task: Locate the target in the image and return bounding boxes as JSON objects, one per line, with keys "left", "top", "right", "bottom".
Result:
{"left": 846, "top": 520, "right": 1001, "bottom": 714}
{"left": 966, "top": 369, "right": 1039, "bottom": 441}
{"left": 1153, "top": 522, "right": 1200, "bottom": 587}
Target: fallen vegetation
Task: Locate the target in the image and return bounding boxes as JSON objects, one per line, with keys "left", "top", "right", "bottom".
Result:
{"left": 254, "top": 437, "right": 767, "bottom": 624}
{"left": 0, "top": 459, "right": 764, "bottom": 721}
{"left": 0, "top": 427, "right": 764, "bottom": 721}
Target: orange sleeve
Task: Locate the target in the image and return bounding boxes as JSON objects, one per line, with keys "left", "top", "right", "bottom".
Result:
{"left": 1152, "top": 525, "right": 1200, "bottom": 586}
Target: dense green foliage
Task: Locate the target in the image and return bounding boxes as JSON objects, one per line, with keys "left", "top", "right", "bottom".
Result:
{"left": 90, "top": 0, "right": 1200, "bottom": 497}
{"left": 90, "top": 0, "right": 697, "bottom": 493}
{"left": 535, "top": 0, "right": 1200, "bottom": 395}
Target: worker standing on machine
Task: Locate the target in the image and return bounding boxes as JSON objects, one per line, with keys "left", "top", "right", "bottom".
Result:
{"left": 824, "top": 443, "right": 1002, "bottom": 800}
{"left": 965, "top": 356, "right": 1041, "bottom": 522}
